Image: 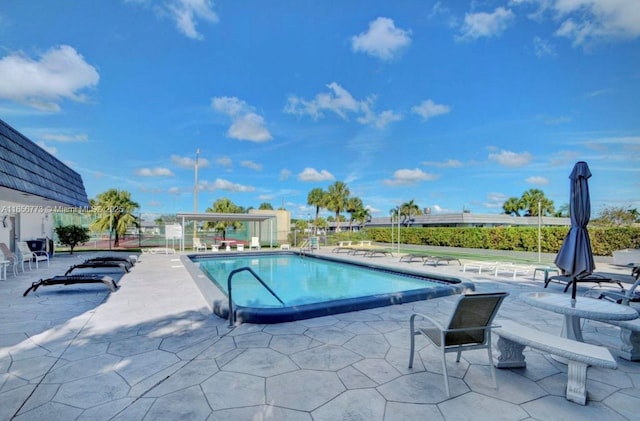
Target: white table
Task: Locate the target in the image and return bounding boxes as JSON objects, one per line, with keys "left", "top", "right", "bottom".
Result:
{"left": 220, "top": 240, "right": 235, "bottom": 251}
{"left": 520, "top": 292, "right": 638, "bottom": 342}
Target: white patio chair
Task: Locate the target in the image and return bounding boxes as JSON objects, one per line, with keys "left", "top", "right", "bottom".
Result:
{"left": 193, "top": 238, "right": 208, "bottom": 252}
{"left": 249, "top": 237, "right": 261, "bottom": 250}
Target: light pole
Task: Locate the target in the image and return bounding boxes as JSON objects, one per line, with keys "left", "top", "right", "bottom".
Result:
{"left": 397, "top": 206, "right": 401, "bottom": 255}
{"left": 538, "top": 200, "right": 542, "bottom": 263}
{"left": 193, "top": 148, "right": 200, "bottom": 241}
{"left": 194, "top": 148, "right": 200, "bottom": 213}
{"left": 390, "top": 210, "right": 394, "bottom": 251}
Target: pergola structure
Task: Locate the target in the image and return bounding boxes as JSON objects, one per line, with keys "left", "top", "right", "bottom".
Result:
{"left": 176, "top": 212, "right": 277, "bottom": 251}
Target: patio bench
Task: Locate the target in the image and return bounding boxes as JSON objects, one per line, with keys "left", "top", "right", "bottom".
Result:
{"left": 493, "top": 320, "right": 617, "bottom": 406}
{"left": 589, "top": 318, "right": 640, "bottom": 361}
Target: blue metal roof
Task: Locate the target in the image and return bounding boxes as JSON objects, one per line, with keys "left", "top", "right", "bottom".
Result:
{"left": 0, "top": 118, "right": 89, "bottom": 207}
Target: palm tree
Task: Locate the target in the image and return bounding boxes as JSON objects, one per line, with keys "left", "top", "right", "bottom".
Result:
{"left": 307, "top": 187, "right": 326, "bottom": 235}
{"left": 502, "top": 196, "right": 522, "bottom": 216}
{"left": 204, "top": 198, "right": 243, "bottom": 240}
{"left": 352, "top": 206, "right": 371, "bottom": 229}
{"left": 521, "top": 189, "right": 554, "bottom": 216}
{"left": 325, "top": 181, "right": 350, "bottom": 233}
{"left": 90, "top": 189, "right": 139, "bottom": 247}
{"left": 400, "top": 199, "right": 421, "bottom": 226}
{"left": 346, "top": 197, "right": 364, "bottom": 230}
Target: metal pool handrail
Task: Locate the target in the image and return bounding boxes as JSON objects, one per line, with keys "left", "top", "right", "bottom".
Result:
{"left": 227, "top": 267, "right": 285, "bottom": 326}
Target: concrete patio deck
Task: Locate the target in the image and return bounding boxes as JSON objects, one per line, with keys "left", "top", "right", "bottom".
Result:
{"left": 1, "top": 249, "right": 638, "bottom": 420}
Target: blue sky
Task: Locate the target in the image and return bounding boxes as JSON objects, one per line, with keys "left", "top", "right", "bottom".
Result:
{"left": 1, "top": 0, "right": 638, "bottom": 221}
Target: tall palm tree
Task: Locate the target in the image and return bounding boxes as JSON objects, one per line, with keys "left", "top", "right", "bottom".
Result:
{"left": 90, "top": 189, "right": 139, "bottom": 247}
{"left": 521, "top": 189, "right": 555, "bottom": 216}
{"left": 400, "top": 199, "right": 421, "bottom": 226}
{"left": 352, "top": 206, "right": 371, "bottom": 229}
{"left": 346, "top": 197, "right": 364, "bottom": 230}
{"left": 502, "top": 197, "right": 522, "bottom": 216}
{"left": 307, "top": 187, "right": 326, "bottom": 235}
{"left": 325, "top": 181, "right": 350, "bottom": 233}
{"left": 204, "top": 198, "right": 243, "bottom": 240}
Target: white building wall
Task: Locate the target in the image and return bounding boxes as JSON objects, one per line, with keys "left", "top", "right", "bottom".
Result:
{"left": 0, "top": 199, "right": 53, "bottom": 252}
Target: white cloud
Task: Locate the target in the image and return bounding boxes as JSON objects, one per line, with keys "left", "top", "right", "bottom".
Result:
{"left": 227, "top": 113, "right": 272, "bottom": 142}
{"left": 241, "top": 160, "right": 262, "bottom": 171}
{"left": 279, "top": 169, "right": 292, "bottom": 180}
{"left": 211, "top": 96, "right": 272, "bottom": 142}
{"left": 429, "top": 2, "right": 458, "bottom": 28}
{"left": 200, "top": 178, "right": 255, "bottom": 192}
{"left": 285, "top": 82, "right": 359, "bottom": 120}
{"left": 533, "top": 36, "right": 557, "bottom": 57}
{"left": 526, "top": 175, "right": 549, "bottom": 185}
{"left": 36, "top": 141, "right": 57, "bottom": 156}
{"left": 216, "top": 156, "right": 233, "bottom": 167}
{"left": 0, "top": 45, "right": 99, "bottom": 111}
{"left": 457, "top": 7, "right": 515, "bottom": 40}
{"left": 423, "top": 159, "right": 463, "bottom": 168}
{"left": 513, "top": 0, "right": 640, "bottom": 47}
{"left": 351, "top": 17, "right": 412, "bottom": 61}
{"left": 542, "top": 115, "right": 571, "bottom": 125}
{"left": 384, "top": 168, "right": 439, "bottom": 186}
{"left": 412, "top": 99, "right": 451, "bottom": 121}
{"left": 168, "top": 187, "right": 182, "bottom": 194}
{"left": 297, "top": 167, "right": 335, "bottom": 182}
{"left": 554, "top": 0, "right": 640, "bottom": 46}
{"left": 488, "top": 150, "right": 533, "bottom": 167}
{"left": 358, "top": 101, "right": 403, "bottom": 128}
{"left": 484, "top": 192, "right": 509, "bottom": 208}
{"left": 171, "top": 154, "right": 210, "bottom": 168}
{"left": 365, "top": 205, "right": 382, "bottom": 215}
{"left": 42, "top": 133, "right": 89, "bottom": 142}
{"left": 163, "top": 0, "right": 219, "bottom": 40}
{"left": 136, "top": 167, "right": 175, "bottom": 176}
{"left": 284, "top": 82, "right": 402, "bottom": 129}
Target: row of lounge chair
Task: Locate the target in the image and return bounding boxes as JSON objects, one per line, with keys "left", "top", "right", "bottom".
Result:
{"left": 462, "top": 261, "right": 540, "bottom": 279}
{"left": 460, "top": 259, "right": 640, "bottom": 303}
{"left": 399, "top": 253, "right": 461, "bottom": 266}
{"left": 23, "top": 255, "right": 136, "bottom": 296}
{"left": 331, "top": 241, "right": 394, "bottom": 257}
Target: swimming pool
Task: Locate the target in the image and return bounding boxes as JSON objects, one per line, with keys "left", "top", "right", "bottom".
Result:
{"left": 184, "top": 252, "right": 473, "bottom": 324}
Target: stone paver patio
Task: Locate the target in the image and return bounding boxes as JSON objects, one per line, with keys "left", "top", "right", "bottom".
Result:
{"left": 1, "top": 249, "right": 639, "bottom": 420}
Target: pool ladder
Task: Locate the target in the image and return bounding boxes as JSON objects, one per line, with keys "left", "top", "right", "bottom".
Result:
{"left": 227, "top": 267, "right": 284, "bottom": 327}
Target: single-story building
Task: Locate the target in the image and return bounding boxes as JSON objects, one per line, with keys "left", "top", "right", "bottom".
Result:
{"left": 328, "top": 212, "right": 570, "bottom": 232}
{"left": 0, "top": 118, "right": 89, "bottom": 254}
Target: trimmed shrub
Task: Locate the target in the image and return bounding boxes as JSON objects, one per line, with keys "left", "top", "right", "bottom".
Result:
{"left": 361, "top": 226, "right": 640, "bottom": 256}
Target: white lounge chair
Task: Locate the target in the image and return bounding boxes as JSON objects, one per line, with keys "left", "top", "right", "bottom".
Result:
{"left": 462, "top": 261, "right": 499, "bottom": 274}
{"left": 249, "top": 237, "right": 261, "bottom": 250}
{"left": 494, "top": 263, "right": 534, "bottom": 279}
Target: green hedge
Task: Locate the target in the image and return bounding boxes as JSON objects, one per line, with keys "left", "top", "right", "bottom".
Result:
{"left": 360, "top": 226, "right": 640, "bottom": 257}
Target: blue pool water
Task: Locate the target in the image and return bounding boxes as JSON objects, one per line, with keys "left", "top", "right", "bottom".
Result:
{"left": 189, "top": 252, "right": 472, "bottom": 323}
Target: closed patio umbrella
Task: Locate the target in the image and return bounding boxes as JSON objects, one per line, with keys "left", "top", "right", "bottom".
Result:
{"left": 554, "top": 161, "right": 595, "bottom": 301}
